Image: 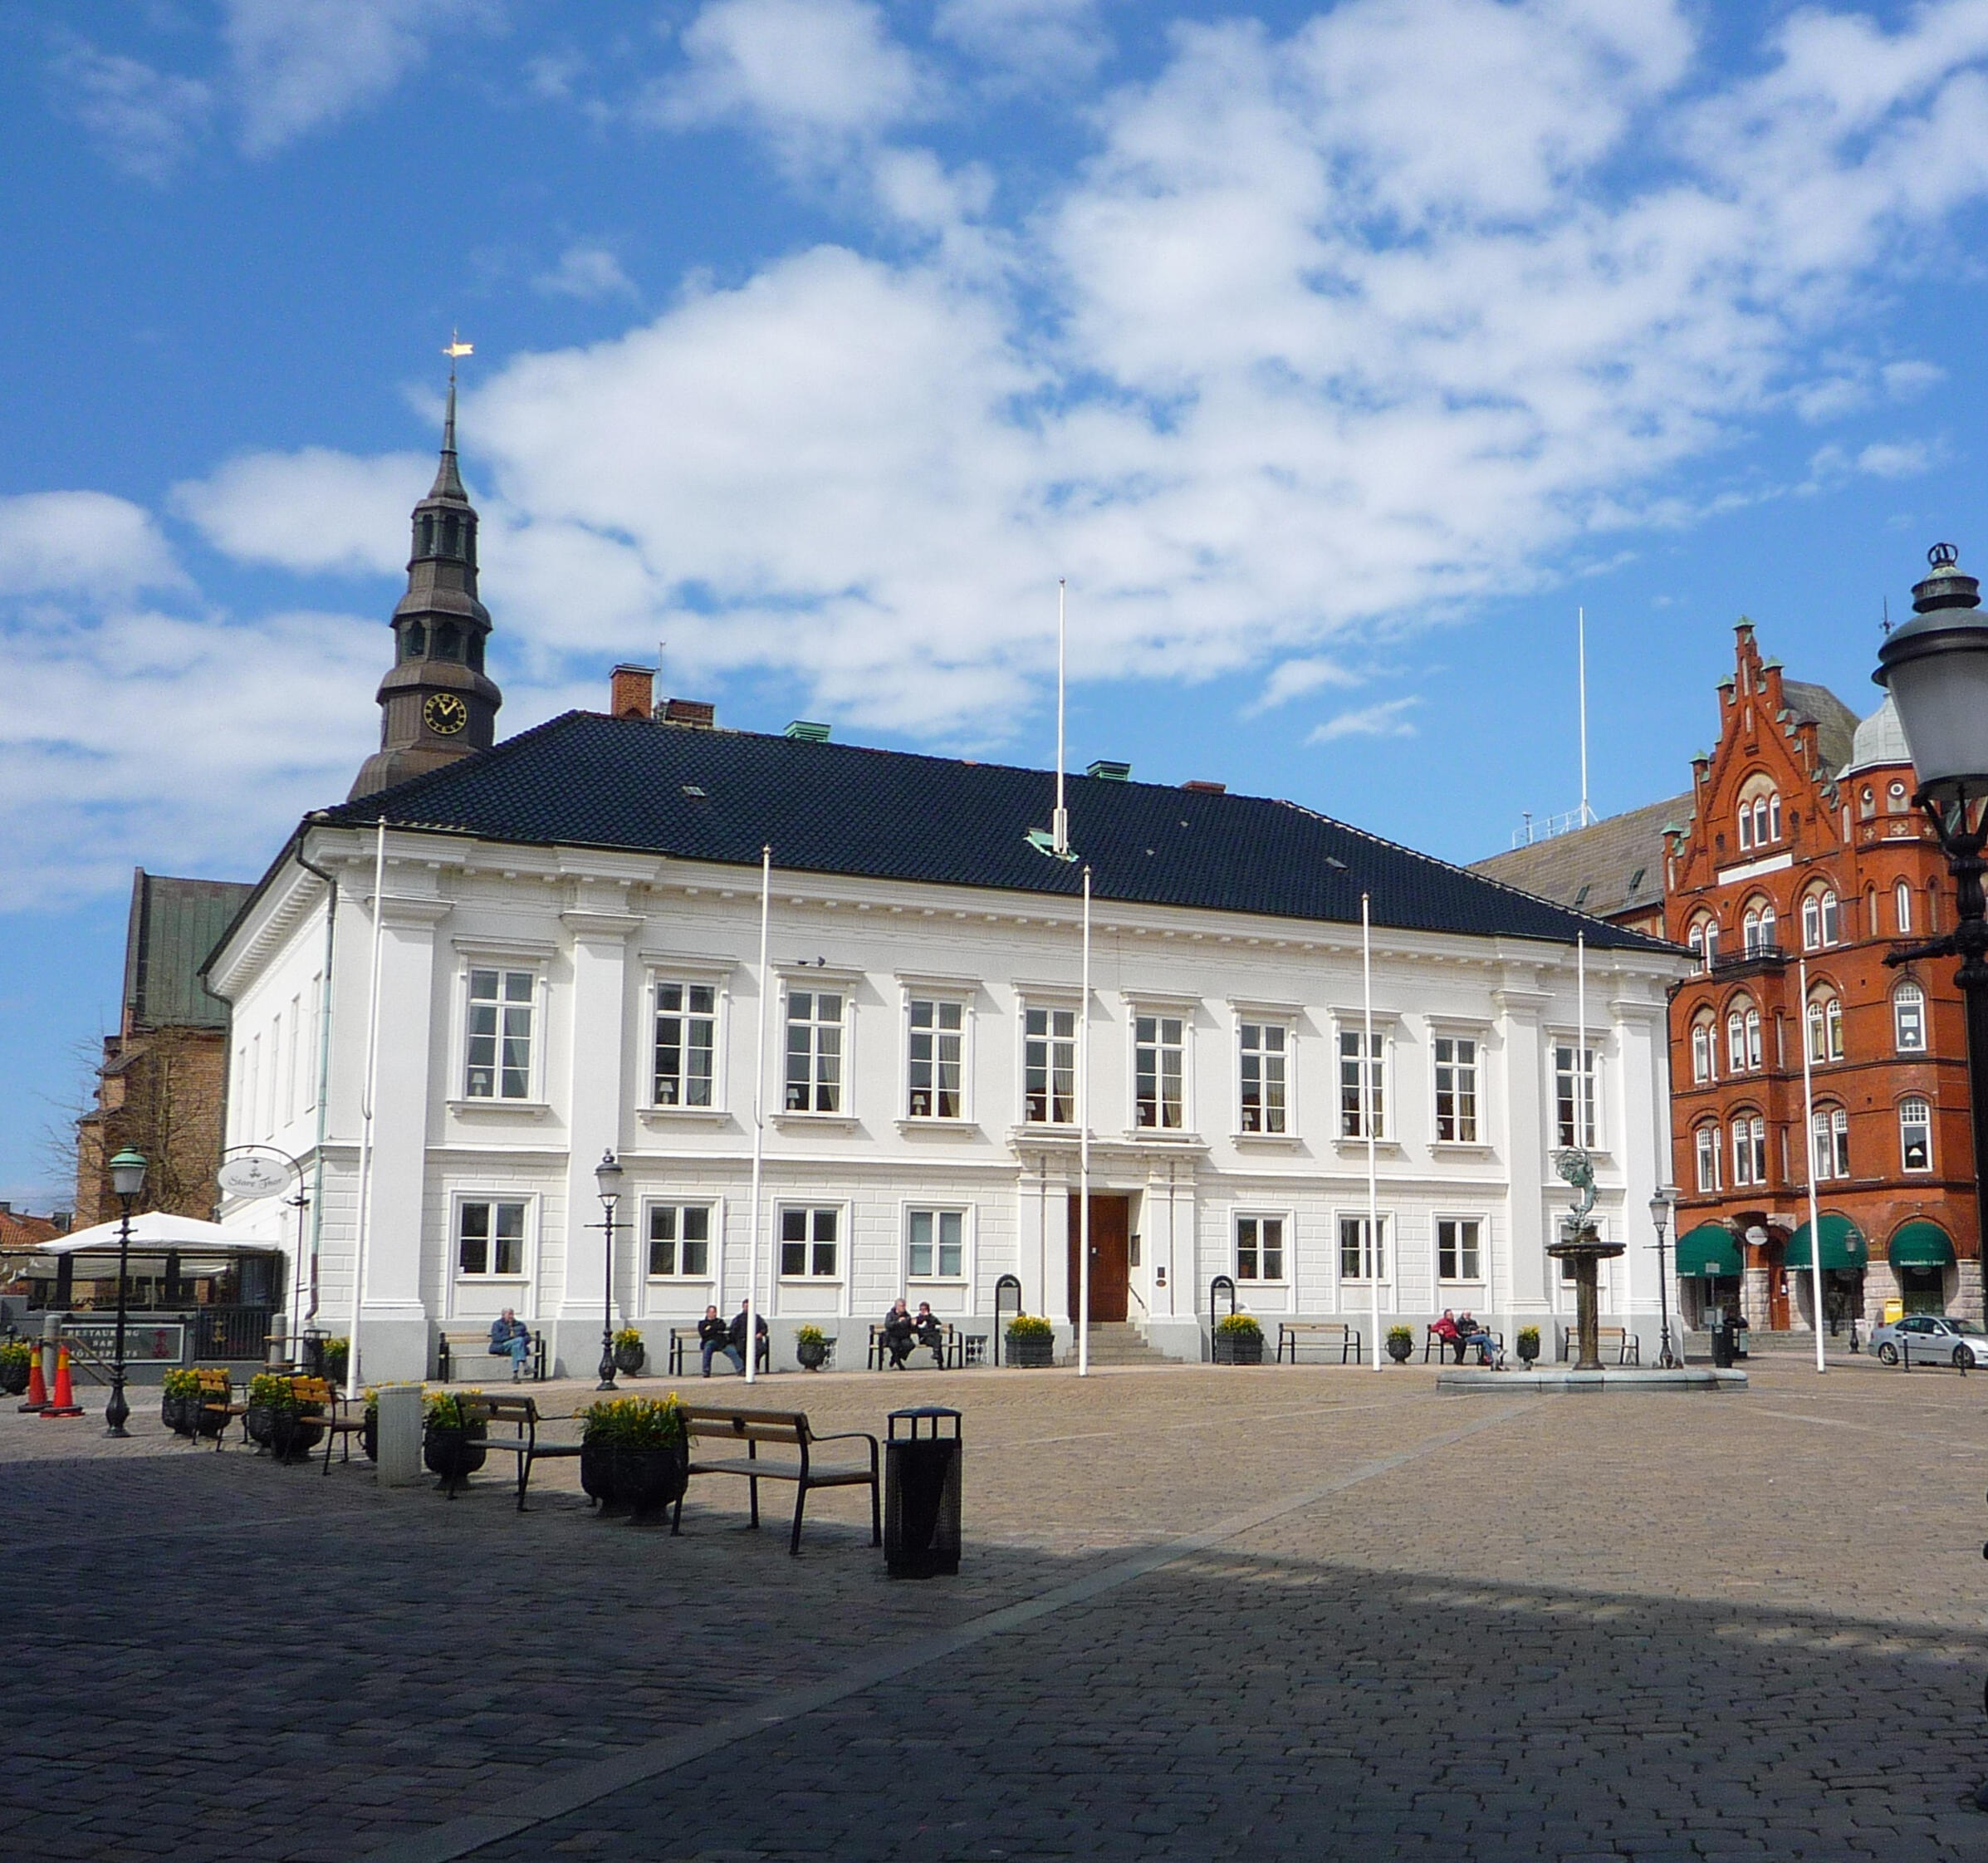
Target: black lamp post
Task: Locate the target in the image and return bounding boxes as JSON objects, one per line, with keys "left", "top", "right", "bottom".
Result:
{"left": 103, "top": 1148, "right": 147, "bottom": 1438}
{"left": 1873, "top": 544, "right": 1988, "bottom": 1342}
{"left": 1648, "top": 1185, "right": 1678, "bottom": 1370}
{"left": 595, "top": 1150, "right": 624, "bottom": 1391}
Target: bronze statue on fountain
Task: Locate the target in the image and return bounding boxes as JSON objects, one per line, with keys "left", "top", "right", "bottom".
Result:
{"left": 1544, "top": 1147, "right": 1623, "bottom": 1372}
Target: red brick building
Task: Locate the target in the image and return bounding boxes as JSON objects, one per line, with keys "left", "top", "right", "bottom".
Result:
{"left": 1478, "top": 621, "right": 1978, "bottom": 1332}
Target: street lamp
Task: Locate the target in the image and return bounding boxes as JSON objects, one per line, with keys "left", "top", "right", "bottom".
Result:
{"left": 1648, "top": 1184, "right": 1678, "bottom": 1370}
{"left": 1873, "top": 543, "right": 1988, "bottom": 1340}
{"left": 594, "top": 1150, "right": 624, "bottom": 1391}
{"left": 104, "top": 1148, "right": 147, "bottom": 1438}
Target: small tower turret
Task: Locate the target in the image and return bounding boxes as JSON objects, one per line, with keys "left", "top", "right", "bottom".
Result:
{"left": 349, "top": 356, "right": 503, "bottom": 800}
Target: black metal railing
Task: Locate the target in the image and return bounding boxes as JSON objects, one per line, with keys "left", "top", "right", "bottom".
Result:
{"left": 194, "top": 1306, "right": 277, "bottom": 1360}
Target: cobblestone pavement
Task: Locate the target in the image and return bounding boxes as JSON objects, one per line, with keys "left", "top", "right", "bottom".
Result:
{"left": 8, "top": 1356, "right": 1988, "bottom": 1861}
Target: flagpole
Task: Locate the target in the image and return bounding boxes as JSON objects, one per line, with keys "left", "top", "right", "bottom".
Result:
{"left": 1579, "top": 606, "right": 1592, "bottom": 826}
{"left": 1799, "top": 957, "right": 1828, "bottom": 1375}
{"left": 1364, "top": 894, "right": 1380, "bottom": 1370}
{"left": 347, "top": 817, "right": 387, "bottom": 1399}
{"left": 1078, "top": 864, "right": 1092, "bottom": 1377}
{"left": 1054, "top": 580, "right": 1069, "bottom": 856}
{"left": 746, "top": 846, "right": 771, "bottom": 1385}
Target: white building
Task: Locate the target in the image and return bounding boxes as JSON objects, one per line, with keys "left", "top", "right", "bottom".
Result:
{"left": 203, "top": 412, "right": 1691, "bottom": 1381}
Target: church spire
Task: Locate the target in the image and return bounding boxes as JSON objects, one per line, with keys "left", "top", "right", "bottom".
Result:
{"left": 348, "top": 340, "right": 503, "bottom": 801}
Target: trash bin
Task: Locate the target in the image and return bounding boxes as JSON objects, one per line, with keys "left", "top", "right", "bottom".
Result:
{"left": 1710, "top": 1314, "right": 1736, "bottom": 1370}
{"left": 885, "top": 1406, "right": 961, "bottom": 1579}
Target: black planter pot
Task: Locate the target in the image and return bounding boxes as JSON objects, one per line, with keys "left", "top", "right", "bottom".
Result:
{"left": 1005, "top": 1332, "right": 1055, "bottom": 1367}
{"left": 613, "top": 1342, "right": 646, "bottom": 1375}
{"left": 244, "top": 1403, "right": 277, "bottom": 1447}
{"left": 0, "top": 1360, "right": 31, "bottom": 1397}
{"left": 580, "top": 1440, "right": 690, "bottom": 1516}
{"left": 424, "top": 1423, "right": 488, "bottom": 1493}
{"left": 193, "top": 1391, "right": 229, "bottom": 1438}
{"left": 1212, "top": 1330, "right": 1265, "bottom": 1365}
{"left": 1385, "top": 1337, "right": 1413, "bottom": 1364}
{"left": 361, "top": 1414, "right": 377, "bottom": 1461}
{"left": 269, "top": 1409, "right": 326, "bottom": 1463}
{"left": 160, "top": 1391, "right": 197, "bottom": 1436}
{"left": 1516, "top": 1345, "right": 1540, "bottom": 1368}
{"left": 796, "top": 1337, "right": 828, "bottom": 1370}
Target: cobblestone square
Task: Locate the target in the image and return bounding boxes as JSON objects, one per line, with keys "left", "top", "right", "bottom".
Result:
{"left": 9, "top": 1357, "right": 1988, "bottom": 1861}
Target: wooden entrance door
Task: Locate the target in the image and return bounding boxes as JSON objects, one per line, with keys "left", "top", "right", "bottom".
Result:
{"left": 1067, "top": 1194, "right": 1131, "bottom": 1323}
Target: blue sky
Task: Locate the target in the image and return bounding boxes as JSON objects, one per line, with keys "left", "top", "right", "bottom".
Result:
{"left": 7, "top": 0, "right": 1988, "bottom": 1206}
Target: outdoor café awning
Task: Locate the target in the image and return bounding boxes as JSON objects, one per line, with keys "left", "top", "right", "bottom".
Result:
{"left": 1675, "top": 1222, "right": 1743, "bottom": 1278}
{"left": 23, "top": 1213, "right": 283, "bottom": 1274}
{"left": 1886, "top": 1219, "right": 1956, "bottom": 1269}
{"left": 1785, "top": 1213, "right": 1868, "bottom": 1272}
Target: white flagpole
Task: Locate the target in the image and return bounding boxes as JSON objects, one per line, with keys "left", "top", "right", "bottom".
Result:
{"left": 347, "top": 818, "right": 387, "bottom": 1399}
{"left": 1054, "top": 579, "right": 1069, "bottom": 856}
{"left": 1799, "top": 957, "right": 1828, "bottom": 1375}
{"left": 1364, "top": 894, "right": 1380, "bottom": 1370}
{"left": 746, "top": 846, "right": 771, "bottom": 1385}
{"left": 1579, "top": 607, "right": 1592, "bottom": 826}
{"left": 1078, "top": 864, "right": 1092, "bottom": 1376}
{"left": 1577, "top": 931, "right": 1587, "bottom": 1145}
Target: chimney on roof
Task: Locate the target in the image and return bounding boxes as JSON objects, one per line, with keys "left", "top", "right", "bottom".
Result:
{"left": 610, "top": 664, "right": 656, "bottom": 719}
{"left": 1086, "top": 759, "right": 1131, "bottom": 782}
{"left": 661, "top": 698, "right": 716, "bottom": 729}
{"left": 1181, "top": 779, "right": 1226, "bottom": 794}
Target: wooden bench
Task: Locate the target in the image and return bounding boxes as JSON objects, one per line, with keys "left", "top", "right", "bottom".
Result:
{"left": 460, "top": 1395, "right": 584, "bottom": 1510}
{"left": 1277, "top": 1321, "right": 1361, "bottom": 1365}
{"left": 867, "top": 1321, "right": 982, "bottom": 1370}
{"left": 437, "top": 1328, "right": 546, "bottom": 1384}
{"left": 197, "top": 1369, "right": 247, "bottom": 1450}
{"left": 1560, "top": 1324, "right": 1640, "bottom": 1365}
{"left": 666, "top": 1326, "right": 770, "bottom": 1376}
{"left": 675, "top": 1404, "right": 879, "bottom": 1554}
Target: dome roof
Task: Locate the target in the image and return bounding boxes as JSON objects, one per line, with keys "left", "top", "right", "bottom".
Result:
{"left": 1839, "top": 693, "right": 1911, "bottom": 778}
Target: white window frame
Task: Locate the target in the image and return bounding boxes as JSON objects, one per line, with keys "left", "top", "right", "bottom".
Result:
{"left": 1806, "top": 993, "right": 1844, "bottom": 1064}
{"left": 1694, "top": 1124, "right": 1721, "bottom": 1194}
{"left": 1550, "top": 1037, "right": 1603, "bottom": 1151}
{"left": 1334, "top": 1016, "right": 1395, "bottom": 1144}
{"left": 1236, "top": 1014, "right": 1293, "bottom": 1137}
{"left": 1893, "top": 981, "right": 1927, "bottom": 1054}
{"left": 1690, "top": 1018, "right": 1715, "bottom": 1085}
{"left": 1435, "top": 1214, "right": 1485, "bottom": 1285}
{"left": 1802, "top": 890, "right": 1840, "bottom": 950}
{"left": 903, "top": 1203, "right": 970, "bottom": 1282}
{"left": 1234, "top": 1211, "right": 1290, "bottom": 1284}
{"left": 781, "top": 980, "right": 850, "bottom": 1117}
{"left": 1810, "top": 1108, "right": 1850, "bottom": 1182}
{"left": 1899, "top": 1098, "right": 1932, "bottom": 1174}
{"left": 648, "top": 974, "right": 722, "bottom": 1113}
{"left": 462, "top": 964, "right": 542, "bottom": 1103}
{"left": 1337, "top": 1212, "right": 1389, "bottom": 1284}
{"left": 1129, "top": 1003, "right": 1191, "bottom": 1133}
{"left": 1020, "top": 997, "right": 1080, "bottom": 1128}
{"left": 1731, "top": 1115, "right": 1766, "bottom": 1189}
{"left": 1895, "top": 880, "right": 1913, "bottom": 935}
{"left": 452, "top": 1194, "right": 534, "bottom": 1287}
{"left": 903, "top": 992, "right": 971, "bottom": 1123}
{"left": 643, "top": 1199, "right": 717, "bottom": 1284}
{"left": 777, "top": 1204, "right": 845, "bottom": 1280}
{"left": 1431, "top": 1030, "right": 1484, "bottom": 1145}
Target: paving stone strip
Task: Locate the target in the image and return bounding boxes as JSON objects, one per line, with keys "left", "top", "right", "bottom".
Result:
{"left": 360, "top": 1400, "right": 1539, "bottom": 1862}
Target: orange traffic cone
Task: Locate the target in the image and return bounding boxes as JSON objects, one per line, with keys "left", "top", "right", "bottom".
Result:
{"left": 17, "top": 1343, "right": 47, "bottom": 1413}
{"left": 41, "top": 1345, "right": 82, "bottom": 1419}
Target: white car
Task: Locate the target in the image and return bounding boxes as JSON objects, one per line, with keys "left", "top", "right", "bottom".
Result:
{"left": 1869, "top": 1314, "right": 1988, "bottom": 1369}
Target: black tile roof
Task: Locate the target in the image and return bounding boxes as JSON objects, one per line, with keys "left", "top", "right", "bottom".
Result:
{"left": 317, "top": 713, "right": 1674, "bottom": 954}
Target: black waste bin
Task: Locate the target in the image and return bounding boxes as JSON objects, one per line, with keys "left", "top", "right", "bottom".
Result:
{"left": 1710, "top": 1315, "right": 1736, "bottom": 1370}
{"left": 885, "top": 1406, "right": 961, "bottom": 1578}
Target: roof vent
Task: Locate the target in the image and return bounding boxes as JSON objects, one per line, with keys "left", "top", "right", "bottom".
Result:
{"left": 1181, "top": 779, "right": 1226, "bottom": 794}
{"left": 786, "top": 720, "right": 830, "bottom": 743}
{"left": 661, "top": 698, "right": 715, "bottom": 729}
{"left": 1087, "top": 759, "right": 1131, "bottom": 782}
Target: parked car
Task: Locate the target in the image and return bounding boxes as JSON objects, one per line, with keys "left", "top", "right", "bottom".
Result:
{"left": 1868, "top": 1314, "right": 1988, "bottom": 1369}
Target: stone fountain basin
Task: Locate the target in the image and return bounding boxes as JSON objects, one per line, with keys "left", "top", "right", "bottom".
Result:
{"left": 1435, "top": 1366, "right": 1746, "bottom": 1394}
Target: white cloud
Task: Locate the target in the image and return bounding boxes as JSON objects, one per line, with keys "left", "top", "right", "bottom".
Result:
{"left": 222, "top": 0, "right": 487, "bottom": 154}
{"left": 656, "top": 0, "right": 930, "bottom": 162}
{"left": 1883, "top": 359, "right": 1946, "bottom": 399}
{"left": 533, "top": 243, "right": 639, "bottom": 301}
{"left": 1307, "top": 697, "right": 1420, "bottom": 743}
{"left": 0, "top": 493, "right": 184, "bottom": 600}
{"left": 171, "top": 449, "right": 433, "bottom": 576}
{"left": 48, "top": 39, "right": 213, "bottom": 184}
{"left": 1247, "top": 658, "right": 1362, "bottom": 715}
{"left": 933, "top": 0, "right": 1108, "bottom": 86}
{"left": 1855, "top": 440, "right": 1933, "bottom": 479}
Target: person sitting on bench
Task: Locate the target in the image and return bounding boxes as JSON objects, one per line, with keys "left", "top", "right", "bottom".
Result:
{"left": 913, "top": 1301, "right": 945, "bottom": 1367}
{"left": 699, "top": 1304, "right": 741, "bottom": 1376}
{"left": 1458, "top": 1312, "right": 1496, "bottom": 1366}
{"left": 881, "top": 1299, "right": 916, "bottom": 1369}
{"left": 1431, "top": 1309, "right": 1465, "bottom": 1364}
{"left": 488, "top": 1309, "right": 533, "bottom": 1380}
{"left": 729, "top": 1304, "right": 768, "bottom": 1373}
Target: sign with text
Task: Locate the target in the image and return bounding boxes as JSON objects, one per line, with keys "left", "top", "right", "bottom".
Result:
{"left": 60, "top": 1321, "right": 185, "bottom": 1362}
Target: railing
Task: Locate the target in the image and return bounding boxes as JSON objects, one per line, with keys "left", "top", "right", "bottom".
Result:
{"left": 1711, "top": 939, "right": 1787, "bottom": 969}
{"left": 194, "top": 1306, "right": 277, "bottom": 1360}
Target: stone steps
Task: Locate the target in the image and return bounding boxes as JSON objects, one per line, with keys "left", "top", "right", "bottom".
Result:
{"left": 1080, "top": 1321, "right": 1173, "bottom": 1366}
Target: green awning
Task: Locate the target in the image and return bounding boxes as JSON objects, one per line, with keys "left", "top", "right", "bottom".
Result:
{"left": 1887, "top": 1219, "right": 1955, "bottom": 1269}
{"left": 1676, "top": 1222, "right": 1743, "bottom": 1277}
{"left": 1786, "top": 1213, "right": 1868, "bottom": 1272}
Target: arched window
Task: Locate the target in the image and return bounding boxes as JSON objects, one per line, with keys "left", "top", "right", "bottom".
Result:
{"left": 1810, "top": 1106, "right": 1850, "bottom": 1180}
{"left": 1900, "top": 1097, "right": 1932, "bottom": 1172}
{"left": 1893, "top": 981, "right": 1927, "bottom": 1052}
{"left": 1801, "top": 889, "right": 1839, "bottom": 950}
{"left": 1741, "top": 900, "right": 1776, "bottom": 955}
{"left": 1731, "top": 1115, "right": 1767, "bottom": 1187}
{"left": 1927, "top": 884, "right": 1940, "bottom": 934}
{"left": 1691, "top": 1015, "right": 1716, "bottom": 1085}
{"left": 1865, "top": 885, "right": 1879, "bottom": 936}
{"left": 1746, "top": 1007, "right": 1762, "bottom": 1068}
{"left": 1806, "top": 992, "right": 1844, "bottom": 1063}
{"left": 1726, "top": 1007, "right": 1748, "bottom": 1073}
{"left": 1895, "top": 880, "right": 1912, "bottom": 934}
{"left": 1859, "top": 786, "right": 1876, "bottom": 821}
{"left": 1694, "top": 1123, "right": 1721, "bottom": 1193}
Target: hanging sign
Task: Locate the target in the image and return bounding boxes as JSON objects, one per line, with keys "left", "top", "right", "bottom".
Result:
{"left": 216, "top": 1150, "right": 296, "bottom": 1199}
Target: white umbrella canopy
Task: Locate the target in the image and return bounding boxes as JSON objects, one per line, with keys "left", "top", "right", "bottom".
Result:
{"left": 24, "top": 1213, "right": 283, "bottom": 1265}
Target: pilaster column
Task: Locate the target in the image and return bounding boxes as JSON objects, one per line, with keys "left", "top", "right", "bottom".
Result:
{"left": 1612, "top": 995, "right": 1667, "bottom": 1322}
{"left": 1494, "top": 980, "right": 1550, "bottom": 1313}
